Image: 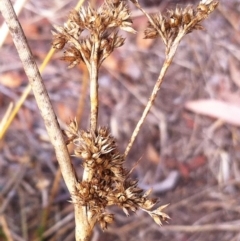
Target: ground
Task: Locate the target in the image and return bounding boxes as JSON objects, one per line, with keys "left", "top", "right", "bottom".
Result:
{"left": 1, "top": 0, "right": 240, "bottom": 241}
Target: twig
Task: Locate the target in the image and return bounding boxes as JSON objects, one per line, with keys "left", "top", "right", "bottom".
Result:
{"left": 0, "top": 166, "right": 26, "bottom": 214}
{"left": 18, "top": 187, "right": 28, "bottom": 240}
{"left": 39, "top": 168, "right": 62, "bottom": 240}
{"left": 40, "top": 213, "right": 74, "bottom": 239}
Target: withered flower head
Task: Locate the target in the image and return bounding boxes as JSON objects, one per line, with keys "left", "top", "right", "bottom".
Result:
{"left": 52, "top": 0, "right": 135, "bottom": 68}
{"left": 60, "top": 46, "right": 83, "bottom": 68}
{"left": 98, "top": 213, "right": 114, "bottom": 231}
{"left": 144, "top": 0, "right": 218, "bottom": 51}
{"left": 66, "top": 120, "right": 169, "bottom": 230}
{"left": 63, "top": 118, "right": 79, "bottom": 144}
{"left": 52, "top": 31, "right": 67, "bottom": 50}
{"left": 99, "top": 32, "right": 125, "bottom": 64}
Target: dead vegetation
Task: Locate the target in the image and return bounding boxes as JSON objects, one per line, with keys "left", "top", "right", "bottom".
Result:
{"left": 1, "top": 0, "right": 240, "bottom": 241}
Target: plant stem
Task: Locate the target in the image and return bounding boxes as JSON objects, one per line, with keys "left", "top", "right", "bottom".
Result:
{"left": 0, "top": 2, "right": 92, "bottom": 241}
{"left": 75, "top": 41, "right": 101, "bottom": 240}
{"left": 124, "top": 34, "right": 183, "bottom": 158}
{"left": 89, "top": 41, "right": 100, "bottom": 133}
{"left": 75, "top": 205, "right": 95, "bottom": 241}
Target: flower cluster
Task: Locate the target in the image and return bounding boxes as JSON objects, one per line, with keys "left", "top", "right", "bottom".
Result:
{"left": 52, "top": 0, "right": 135, "bottom": 69}
{"left": 144, "top": 0, "right": 218, "bottom": 52}
{"left": 64, "top": 119, "right": 169, "bottom": 230}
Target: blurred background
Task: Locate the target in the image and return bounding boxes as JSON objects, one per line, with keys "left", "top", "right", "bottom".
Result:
{"left": 1, "top": 0, "right": 240, "bottom": 240}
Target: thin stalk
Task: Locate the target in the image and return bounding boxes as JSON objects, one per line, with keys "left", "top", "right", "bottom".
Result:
{"left": 75, "top": 205, "right": 96, "bottom": 241}
{"left": 124, "top": 32, "right": 184, "bottom": 158}
{"left": 74, "top": 39, "right": 101, "bottom": 241}
{"left": 89, "top": 40, "right": 100, "bottom": 133}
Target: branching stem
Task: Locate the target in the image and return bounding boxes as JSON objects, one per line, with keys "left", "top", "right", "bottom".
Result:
{"left": 124, "top": 32, "right": 184, "bottom": 158}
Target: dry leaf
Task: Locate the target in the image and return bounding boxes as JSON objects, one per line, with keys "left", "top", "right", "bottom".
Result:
{"left": 185, "top": 99, "right": 240, "bottom": 126}
{"left": 0, "top": 72, "right": 23, "bottom": 88}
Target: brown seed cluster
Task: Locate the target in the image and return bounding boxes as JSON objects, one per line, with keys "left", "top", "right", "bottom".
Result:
{"left": 52, "top": 0, "right": 135, "bottom": 69}
{"left": 144, "top": 0, "right": 218, "bottom": 52}
{"left": 64, "top": 119, "right": 169, "bottom": 230}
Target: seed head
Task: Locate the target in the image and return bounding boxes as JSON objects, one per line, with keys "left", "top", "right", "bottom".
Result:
{"left": 60, "top": 46, "right": 83, "bottom": 68}
{"left": 52, "top": 31, "right": 67, "bottom": 50}
{"left": 52, "top": 0, "right": 135, "bottom": 68}
{"left": 144, "top": 0, "right": 218, "bottom": 52}
{"left": 67, "top": 124, "right": 169, "bottom": 230}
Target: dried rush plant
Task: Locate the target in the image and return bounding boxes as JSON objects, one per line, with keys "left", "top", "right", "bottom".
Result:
{"left": 52, "top": 0, "right": 218, "bottom": 239}
{"left": 0, "top": 0, "right": 218, "bottom": 240}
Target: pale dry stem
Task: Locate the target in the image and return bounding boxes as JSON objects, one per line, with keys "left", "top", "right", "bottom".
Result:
{"left": 75, "top": 205, "right": 97, "bottom": 241}
{"left": 0, "top": 1, "right": 91, "bottom": 240}
{"left": 124, "top": 31, "right": 185, "bottom": 158}
{"left": 124, "top": 0, "right": 218, "bottom": 157}
{"left": 89, "top": 40, "right": 100, "bottom": 133}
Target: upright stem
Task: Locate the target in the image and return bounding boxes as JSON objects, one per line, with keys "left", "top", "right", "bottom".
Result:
{"left": 124, "top": 36, "right": 183, "bottom": 158}
{"left": 75, "top": 38, "right": 101, "bottom": 241}
{"left": 75, "top": 205, "right": 95, "bottom": 241}
{"left": 89, "top": 40, "right": 100, "bottom": 133}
